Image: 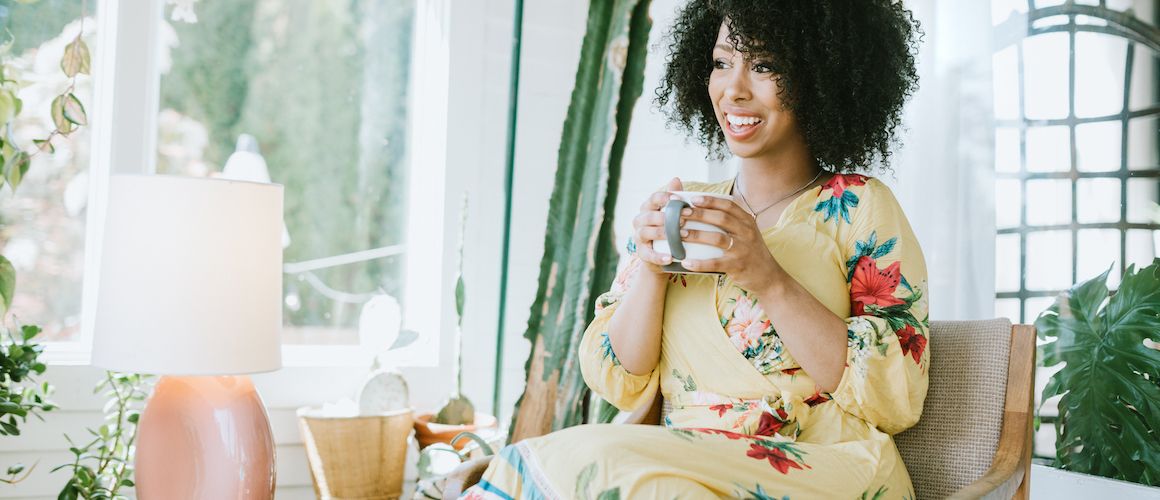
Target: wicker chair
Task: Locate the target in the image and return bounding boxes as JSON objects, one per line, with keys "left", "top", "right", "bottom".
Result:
{"left": 444, "top": 319, "right": 1036, "bottom": 499}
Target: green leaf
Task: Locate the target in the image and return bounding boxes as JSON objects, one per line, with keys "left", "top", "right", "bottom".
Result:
{"left": 0, "top": 255, "right": 15, "bottom": 315}
{"left": 0, "top": 89, "right": 17, "bottom": 125}
{"left": 50, "top": 95, "right": 75, "bottom": 133}
{"left": 1035, "top": 260, "right": 1160, "bottom": 486}
{"left": 6, "top": 463, "right": 24, "bottom": 475}
{"left": 33, "top": 139, "right": 55, "bottom": 154}
{"left": 455, "top": 273, "right": 465, "bottom": 326}
{"left": 4, "top": 150, "right": 29, "bottom": 192}
{"left": 62, "top": 93, "right": 87, "bottom": 126}
{"left": 22, "top": 324, "right": 42, "bottom": 341}
{"left": 61, "top": 38, "right": 91, "bottom": 77}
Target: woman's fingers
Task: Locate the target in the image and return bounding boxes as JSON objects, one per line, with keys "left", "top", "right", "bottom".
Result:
{"left": 681, "top": 229, "right": 732, "bottom": 249}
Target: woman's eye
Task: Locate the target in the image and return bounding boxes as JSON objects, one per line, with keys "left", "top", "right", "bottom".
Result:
{"left": 753, "top": 62, "right": 773, "bottom": 74}
{"left": 712, "top": 59, "right": 729, "bottom": 70}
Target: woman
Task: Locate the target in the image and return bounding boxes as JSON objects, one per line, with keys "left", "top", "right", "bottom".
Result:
{"left": 465, "top": 1, "right": 927, "bottom": 497}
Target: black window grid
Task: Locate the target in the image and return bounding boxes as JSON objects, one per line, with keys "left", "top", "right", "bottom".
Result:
{"left": 993, "top": 0, "right": 1160, "bottom": 325}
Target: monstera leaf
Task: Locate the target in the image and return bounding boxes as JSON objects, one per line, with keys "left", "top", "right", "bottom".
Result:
{"left": 1035, "top": 259, "right": 1160, "bottom": 486}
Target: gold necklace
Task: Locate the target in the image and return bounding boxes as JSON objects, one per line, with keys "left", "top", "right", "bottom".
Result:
{"left": 734, "top": 169, "right": 825, "bottom": 218}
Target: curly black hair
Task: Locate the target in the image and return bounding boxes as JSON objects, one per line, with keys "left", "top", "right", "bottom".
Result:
{"left": 655, "top": 0, "right": 921, "bottom": 172}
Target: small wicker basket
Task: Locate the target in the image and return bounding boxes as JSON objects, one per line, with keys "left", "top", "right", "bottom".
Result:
{"left": 298, "top": 408, "right": 414, "bottom": 500}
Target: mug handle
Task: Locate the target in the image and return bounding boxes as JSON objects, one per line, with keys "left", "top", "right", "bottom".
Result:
{"left": 663, "top": 199, "right": 688, "bottom": 261}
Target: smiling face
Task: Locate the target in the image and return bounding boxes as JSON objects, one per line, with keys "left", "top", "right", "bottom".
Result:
{"left": 707, "top": 22, "right": 801, "bottom": 160}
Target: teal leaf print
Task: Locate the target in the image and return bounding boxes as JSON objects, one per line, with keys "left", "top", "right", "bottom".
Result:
{"left": 669, "top": 427, "right": 697, "bottom": 441}
{"left": 846, "top": 231, "right": 899, "bottom": 283}
{"left": 815, "top": 189, "right": 860, "bottom": 224}
{"left": 575, "top": 463, "right": 597, "bottom": 500}
{"left": 859, "top": 486, "right": 888, "bottom": 500}
{"left": 596, "top": 488, "right": 621, "bottom": 500}
{"left": 672, "top": 369, "right": 697, "bottom": 392}
{"left": 736, "top": 484, "right": 790, "bottom": 500}
{"left": 599, "top": 332, "right": 621, "bottom": 367}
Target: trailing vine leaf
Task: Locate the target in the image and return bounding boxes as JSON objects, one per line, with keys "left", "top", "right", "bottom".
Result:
{"left": 62, "top": 93, "right": 87, "bottom": 126}
{"left": 1035, "top": 259, "right": 1160, "bottom": 486}
{"left": 0, "top": 255, "right": 14, "bottom": 315}
{"left": 5, "top": 151, "right": 29, "bottom": 192}
{"left": 61, "top": 38, "right": 91, "bottom": 77}
{"left": 50, "top": 95, "right": 76, "bottom": 134}
{"left": 33, "top": 139, "right": 54, "bottom": 154}
{"left": 0, "top": 88, "right": 18, "bottom": 125}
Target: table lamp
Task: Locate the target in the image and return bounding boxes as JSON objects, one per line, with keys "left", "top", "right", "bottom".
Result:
{"left": 92, "top": 174, "right": 283, "bottom": 499}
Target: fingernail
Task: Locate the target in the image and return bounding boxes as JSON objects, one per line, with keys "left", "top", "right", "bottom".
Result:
{"left": 680, "top": 229, "right": 689, "bottom": 237}
{"left": 681, "top": 208, "right": 692, "bottom": 216}
{"left": 663, "top": 256, "right": 672, "bottom": 263}
{"left": 694, "top": 196, "right": 705, "bottom": 204}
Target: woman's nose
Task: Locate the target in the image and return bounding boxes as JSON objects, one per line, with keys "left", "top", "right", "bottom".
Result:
{"left": 722, "top": 64, "right": 751, "bottom": 101}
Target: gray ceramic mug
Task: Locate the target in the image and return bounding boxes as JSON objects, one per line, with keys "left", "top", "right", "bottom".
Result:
{"left": 651, "top": 191, "right": 733, "bottom": 274}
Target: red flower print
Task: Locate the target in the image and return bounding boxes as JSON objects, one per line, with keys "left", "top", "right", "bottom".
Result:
{"left": 804, "top": 390, "right": 831, "bottom": 407}
{"left": 746, "top": 443, "right": 805, "bottom": 474}
{"left": 754, "top": 409, "right": 789, "bottom": 437}
{"left": 781, "top": 367, "right": 802, "bottom": 376}
{"left": 896, "top": 324, "right": 927, "bottom": 364}
{"left": 691, "top": 428, "right": 748, "bottom": 440}
{"left": 850, "top": 256, "right": 905, "bottom": 316}
{"left": 821, "top": 173, "right": 868, "bottom": 197}
{"left": 710, "top": 403, "right": 733, "bottom": 417}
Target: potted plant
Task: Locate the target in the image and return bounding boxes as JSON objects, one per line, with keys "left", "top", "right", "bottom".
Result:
{"left": 1035, "top": 259, "right": 1160, "bottom": 486}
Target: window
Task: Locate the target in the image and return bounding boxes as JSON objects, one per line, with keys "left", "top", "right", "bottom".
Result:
{"left": 992, "top": 0, "right": 1159, "bottom": 323}
{"left": 8, "top": 0, "right": 454, "bottom": 367}
{"left": 0, "top": 0, "right": 97, "bottom": 343}
{"left": 155, "top": 0, "right": 416, "bottom": 351}
{"left": 991, "top": 0, "right": 1159, "bottom": 460}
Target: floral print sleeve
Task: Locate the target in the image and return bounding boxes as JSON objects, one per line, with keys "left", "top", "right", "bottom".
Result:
{"left": 826, "top": 177, "right": 930, "bottom": 435}
{"left": 578, "top": 248, "right": 661, "bottom": 411}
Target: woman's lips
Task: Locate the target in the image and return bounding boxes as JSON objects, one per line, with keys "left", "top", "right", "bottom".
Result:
{"left": 724, "top": 113, "right": 763, "bottom": 140}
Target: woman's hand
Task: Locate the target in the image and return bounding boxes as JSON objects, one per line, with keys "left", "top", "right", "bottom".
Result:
{"left": 678, "top": 195, "right": 783, "bottom": 293}
{"left": 630, "top": 177, "right": 684, "bottom": 275}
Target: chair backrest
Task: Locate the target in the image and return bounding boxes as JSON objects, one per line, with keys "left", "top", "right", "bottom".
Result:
{"left": 894, "top": 319, "right": 1016, "bottom": 499}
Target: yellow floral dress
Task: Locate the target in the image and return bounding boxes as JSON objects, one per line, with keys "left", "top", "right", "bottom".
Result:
{"left": 463, "top": 175, "right": 930, "bottom": 499}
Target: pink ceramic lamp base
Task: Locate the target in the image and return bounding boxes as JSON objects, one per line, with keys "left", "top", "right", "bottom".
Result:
{"left": 135, "top": 375, "right": 276, "bottom": 499}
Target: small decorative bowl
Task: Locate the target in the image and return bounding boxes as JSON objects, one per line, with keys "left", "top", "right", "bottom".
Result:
{"left": 413, "top": 412, "right": 498, "bottom": 450}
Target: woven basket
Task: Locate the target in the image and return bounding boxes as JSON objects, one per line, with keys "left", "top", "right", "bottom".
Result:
{"left": 298, "top": 408, "right": 414, "bottom": 500}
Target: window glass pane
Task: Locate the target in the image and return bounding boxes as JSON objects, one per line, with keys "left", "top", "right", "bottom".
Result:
{"left": 0, "top": 1, "right": 97, "bottom": 342}
{"left": 1075, "top": 121, "right": 1120, "bottom": 172}
{"left": 996, "top": 179, "right": 1022, "bottom": 229}
{"left": 1025, "top": 296, "right": 1058, "bottom": 324}
{"left": 1125, "top": 178, "right": 1159, "bottom": 224}
{"left": 1026, "top": 125, "right": 1070, "bottom": 172}
{"left": 1026, "top": 179, "right": 1072, "bottom": 226}
{"left": 994, "top": 298, "right": 1021, "bottom": 323}
{"left": 992, "top": 0, "right": 1029, "bottom": 26}
{"left": 992, "top": 46, "right": 1021, "bottom": 120}
{"left": 1077, "top": 229, "right": 1121, "bottom": 287}
{"left": 156, "top": 0, "right": 415, "bottom": 346}
{"left": 1074, "top": 33, "right": 1126, "bottom": 118}
{"left": 1023, "top": 34, "right": 1070, "bottom": 120}
{"left": 1129, "top": 45, "right": 1157, "bottom": 112}
{"left": 1076, "top": 178, "right": 1121, "bottom": 224}
{"left": 1127, "top": 115, "right": 1158, "bottom": 171}
{"left": 1126, "top": 229, "right": 1159, "bottom": 269}
{"left": 996, "top": 233, "right": 1022, "bottom": 293}
{"left": 1026, "top": 230, "right": 1073, "bottom": 291}
{"left": 995, "top": 127, "right": 1021, "bottom": 173}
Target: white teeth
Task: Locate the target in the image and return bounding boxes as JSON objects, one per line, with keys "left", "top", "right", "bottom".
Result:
{"left": 726, "top": 114, "right": 761, "bottom": 126}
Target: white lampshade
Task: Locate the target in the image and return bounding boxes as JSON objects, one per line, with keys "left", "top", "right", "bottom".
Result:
{"left": 92, "top": 174, "right": 283, "bottom": 375}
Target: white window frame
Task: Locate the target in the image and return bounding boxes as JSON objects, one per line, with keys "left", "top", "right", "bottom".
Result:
{"left": 45, "top": 0, "right": 456, "bottom": 368}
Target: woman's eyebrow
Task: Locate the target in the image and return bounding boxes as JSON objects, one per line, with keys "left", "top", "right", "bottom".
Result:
{"left": 713, "top": 43, "right": 734, "bottom": 52}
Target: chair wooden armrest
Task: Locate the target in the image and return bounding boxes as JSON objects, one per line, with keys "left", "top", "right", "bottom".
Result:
{"left": 442, "top": 455, "right": 497, "bottom": 500}
{"left": 948, "top": 324, "right": 1036, "bottom": 500}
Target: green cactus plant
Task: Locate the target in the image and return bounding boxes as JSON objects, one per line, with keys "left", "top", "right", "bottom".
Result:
{"left": 508, "top": 0, "right": 652, "bottom": 442}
